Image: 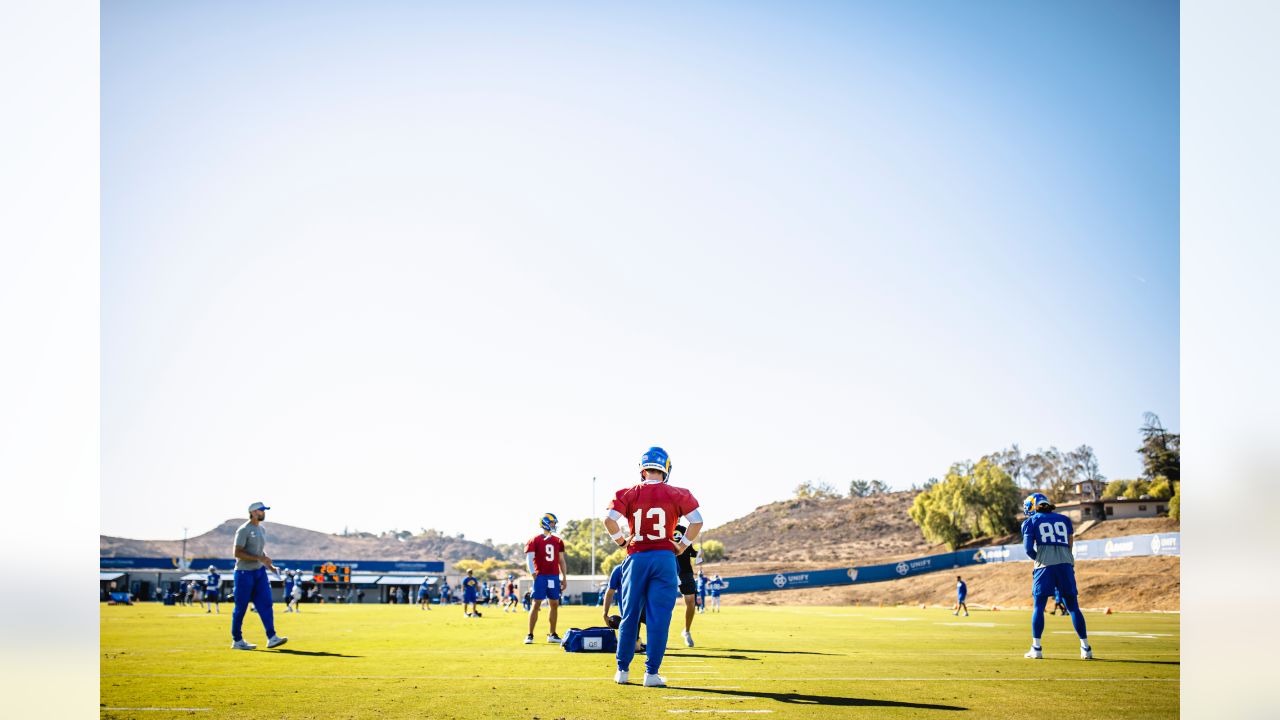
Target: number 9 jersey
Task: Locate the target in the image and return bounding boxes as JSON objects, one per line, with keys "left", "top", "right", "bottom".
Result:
{"left": 609, "top": 483, "right": 700, "bottom": 555}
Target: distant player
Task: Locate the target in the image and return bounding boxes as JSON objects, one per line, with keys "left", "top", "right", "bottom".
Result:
{"left": 230, "top": 501, "right": 287, "bottom": 650}
{"left": 1021, "top": 493, "right": 1092, "bottom": 660}
{"left": 205, "top": 566, "right": 222, "bottom": 614}
{"left": 709, "top": 574, "right": 723, "bottom": 612}
{"left": 1051, "top": 587, "right": 1068, "bottom": 616}
{"left": 524, "top": 513, "right": 568, "bottom": 644}
{"left": 673, "top": 524, "right": 703, "bottom": 647}
{"left": 504, "top": 576, "right": 518, "bottom": 612}
{"left": 461, "top": 570, "right": 480, "bottom": 617}
{"left": 603, "top": 446, "right": 703, "bottom": 687}
{"left": 289, "top": 575, "right": 302, "bottom": 613}
{"left": 282, "top": 570, "right": 295, "bottom": 613}
{"left": 954, "top": 576, "right": 969, "bottom": 616}
{"left": 695, "top": 571, "right": 707, "bottom": 613}
{"left": 603, "top": 558, "right": 644, "bottom": 653}
{"left": 418, "top": 577, "right": 433, "bottom": 611}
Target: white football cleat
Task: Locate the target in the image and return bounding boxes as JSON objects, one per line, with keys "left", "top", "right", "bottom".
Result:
{"left": 682, "top": 630, "right": 695, "bottom": 648}
{"left": 643, "top": 673, "right": 666, "bottom": 687}
{"left": 614, "top": 670, "right": 629, "bottom": 684}
{"left": 1081, "top": 646, "right": 1093, "bottom": 660}
{"left": 231, "top": 639, "right": 256, "bottom": 650}
{"left": 266, "top": 635, "right": 288, "bottom": 649}
{"left": 1024, "top": 647, "right": 1043, "bottom": 659}
{"left": 547, "top": 633, "right": 562, "bottom": 644}
{"left": 523, "top": 634, "right": 534, "bottom": 645}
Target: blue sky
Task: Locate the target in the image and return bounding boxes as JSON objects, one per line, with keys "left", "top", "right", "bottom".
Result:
{"left": 101, "top": 0, "right": 1178, "bottom": 544}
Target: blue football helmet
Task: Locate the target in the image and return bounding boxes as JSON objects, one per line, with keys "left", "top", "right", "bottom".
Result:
{"left": 639, "top": 446, "right": 672, "bottom": 480}
{"left": 1023, "top": 492, "right": 1053, "bottom": 516}
{"left": 540, "top": 512, "right": 558, "bottom": 532}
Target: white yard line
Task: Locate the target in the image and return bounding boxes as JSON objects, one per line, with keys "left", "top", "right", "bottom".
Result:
{"left": 667, "top": 711, "right": 773, "bottom": 714}
{"left": 101, "top": 673, "right": 1178, "bottom": 682}
{"left": 102, "top": 708, "right": 211, "bottom": 712}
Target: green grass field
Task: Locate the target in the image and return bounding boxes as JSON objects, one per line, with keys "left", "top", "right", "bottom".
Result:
{"left": 101, "top": 602, "right": 1178, "bottom": 719}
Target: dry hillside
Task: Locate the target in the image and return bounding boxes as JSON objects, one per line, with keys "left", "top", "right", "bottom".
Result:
{"left": 702, "top": 491, "right": 932, "bottom": 564}
{"left": 100, "top": 520, "right": 507, "bottom": 564}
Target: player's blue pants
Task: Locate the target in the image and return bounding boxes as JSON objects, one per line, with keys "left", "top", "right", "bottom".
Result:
{"left": 231, "top": 567, "right": 276, "bottom": 641}
{"left": 616, "top": 550, "right": 678, "bottom": 675}
{"left": 1032, "top": 593, "right": 1088, "bottom": 641}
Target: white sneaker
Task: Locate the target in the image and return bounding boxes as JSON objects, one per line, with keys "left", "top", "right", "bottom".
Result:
{"left": 964, "top": 612, "right": 969, "bottom": 617}
{"left": 643, "top": 673, "right": 666, "bottom": 687}
{"left": 682, "top": 630, "right": 694, "bottom": 648}
{"left": 547, "top": 634, "right": 562, "bottom": 644}
{"left": 1024, "top": 647, "right": 1043, "bottom": 659}
{"left": 614, "top": 670, "right": 629, "bottom": 684}
{"left": 953, "top": 611, "right": 958, "bottom": 616}
{"left": 1081, "top": 646, "right": 1093, "bottom": 660}
{"left": 266, "top": 635, "right": 288, "bottom": 649}
{"left": 231, "top": 639, "right": 256, "bottom": 650}
{"left": 523, "top": 634, "right": 533, "bottom": 645}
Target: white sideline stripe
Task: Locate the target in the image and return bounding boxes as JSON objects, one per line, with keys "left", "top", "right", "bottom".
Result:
{"left": 101, "top": 673, "right": 1178, "bottom": 682}
{"left": 102, "top": 702, "right": 211, "bottom": 707}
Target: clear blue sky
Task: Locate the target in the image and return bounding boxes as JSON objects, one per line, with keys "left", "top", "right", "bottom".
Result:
{"left": 101, "top": 0, "right": 1178, "bottom": 544}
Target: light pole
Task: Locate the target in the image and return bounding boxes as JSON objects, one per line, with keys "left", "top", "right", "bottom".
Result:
{"left": 590, "top": 476, "right": 597, "bottom": 580}
{"left": 181, "top": 527, "right": 188, "bottom": 570}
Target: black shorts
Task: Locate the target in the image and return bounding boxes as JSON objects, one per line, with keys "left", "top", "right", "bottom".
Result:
{"left": 679, "top": 575, "right": 696, "bottom": 596}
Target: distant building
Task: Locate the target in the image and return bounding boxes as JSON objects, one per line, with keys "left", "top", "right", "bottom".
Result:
{"left": 1055, "top": 497, "right": 1169, "bottom": 526}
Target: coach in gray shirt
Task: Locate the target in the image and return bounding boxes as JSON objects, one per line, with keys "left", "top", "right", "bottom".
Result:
{"left": 230, "top": 502, "right": 288, "bottom": 650}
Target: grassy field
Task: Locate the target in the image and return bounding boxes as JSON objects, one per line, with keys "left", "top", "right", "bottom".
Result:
{"left": 101, "top": 601, "right": 1178, "bottom": 719}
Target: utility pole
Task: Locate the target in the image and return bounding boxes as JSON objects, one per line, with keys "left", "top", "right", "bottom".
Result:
{"left": 181, "top": 527, "right": 188, "bottom": 570}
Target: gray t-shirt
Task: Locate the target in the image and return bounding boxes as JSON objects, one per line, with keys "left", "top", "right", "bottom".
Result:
{"left": 233, "top": 521, "right": 267, "bottom": 571}
{"left": 1032, "top": 544, "right": 1075, "bottom": 570}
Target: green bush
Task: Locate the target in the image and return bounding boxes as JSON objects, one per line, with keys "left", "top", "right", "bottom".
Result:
{"left": 908, "top": 458, "right": 1021, "bottom": 550}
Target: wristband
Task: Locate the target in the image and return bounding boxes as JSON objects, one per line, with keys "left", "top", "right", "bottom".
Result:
{"left": 608, "top": 529, "right": 625, "bottom": 541}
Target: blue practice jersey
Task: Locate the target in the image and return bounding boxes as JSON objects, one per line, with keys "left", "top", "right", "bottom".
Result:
{"left": 206, "top": 573, "right": 220, "bottom": 589}
{"left": 1022, "top": 511, "right": 1075, "bottom": 567}
{"left": 696, "top": 575, "right": 707, "bottom": 593}
{"left": 957, "top": 580, "right": 967, "bottom": 597}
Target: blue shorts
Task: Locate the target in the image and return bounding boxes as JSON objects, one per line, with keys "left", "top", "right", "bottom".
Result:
{"left": 205, "top": 590, "right": 218, "bottom": 601}
{"left": 532, "top": 574, "right": 561, "bottom": 601}
{"left": 957, "top": 594, "right": 966, "bottom": 603}
{"left": 463, "top": 591, "right": 477, "bottom": 603}
{"left": 418, "top": 590, "right": 428, "bottom": 599}
{"left": 1032, "top": 564, "right": 1078, "bottom": 598}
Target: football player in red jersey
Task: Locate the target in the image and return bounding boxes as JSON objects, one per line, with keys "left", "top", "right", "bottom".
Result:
{"left": 523, "top": 513, "right": 568, "bottom": 644}
{"left": 603, "top": 446, "right": 703, "bottom": 687}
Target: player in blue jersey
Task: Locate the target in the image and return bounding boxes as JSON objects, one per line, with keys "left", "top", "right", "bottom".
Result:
{"left": 462, "top": 570, "right": 481, "bottom": 617}
{"left": 954, "top": 576, "right": 969, "bottom": 616}
{"left": 418, "top": 577, "right": 433, "bottom": 610}
{"left": 695, "top": 571, "right": 707, "bottom": 613}
{"left": 708, "top": 574, "right": 723, "bottom": 612}
{"left": 283, "top": 570, "right": 295, "bottom": 613}
{"left": 602, "top": 559, "right": 645, "bottom": 653}
{"left": 1021, "top": 493, "right": 1092, "bottom": 660}
{"left": 205, "top": 566, "right": 222, "bottom": 614}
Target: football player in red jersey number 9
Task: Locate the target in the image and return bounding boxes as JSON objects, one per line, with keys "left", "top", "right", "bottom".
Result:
{"left": 523, "top": 513, "right": 567, "bottom": 644}
{"left": 603, "top": 446, "right": 703, "bottom": 687}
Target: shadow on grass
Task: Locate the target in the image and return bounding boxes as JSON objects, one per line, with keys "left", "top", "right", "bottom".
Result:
{"left": 668, "top": 687, "right": 965, "bottom": 710}
{"left": 272, "top": 648, "right": 362, "bottom": 658}
{"left": 1084, "top": 658, "right": 1180, "bottom": 667}
{"left": 667, "top": 653, "right": 761, "bottom": 661}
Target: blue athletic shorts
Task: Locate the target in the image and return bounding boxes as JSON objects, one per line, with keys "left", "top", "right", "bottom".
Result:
{"left": 532, "top": 574, "right": 561, "bottom": 601}
{"left": 463, "top": 590, "right": 477, "bottom": 603}
{"left": 957, "top": 593, "right": 966, "bottom": 602}
{"left": 1032, "top": 563, "right": 1078, "bottom": 598}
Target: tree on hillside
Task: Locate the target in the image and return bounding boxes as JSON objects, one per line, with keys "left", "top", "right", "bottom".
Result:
{"left": 1139, "top": 412, "right": 1180, "bottom": 482}
{"left": 987, "top": 444, "right": 1032, "bottom": 487}
{"left": 601, "top": 547, "right": 627, "bottom": 575}
{"left": 795, "top": 480, "right": 841, "bottom": 499}
{"left": 558, "top": 518, "right": 618, "bottom": 575}
{"left": 699, "top": 539, "right": 726, "bottom": 562}
{"left": 908, "top": 458, "right": 1022, "bottom": 550}
{"left": 453, "top": 557, "right": 519, "bottom": 580}
{"left": 1065, "top": 445, "right": 1105, "bottom": 500}
{"left": 849, "top": 479, "right": 871, "bottom": 497}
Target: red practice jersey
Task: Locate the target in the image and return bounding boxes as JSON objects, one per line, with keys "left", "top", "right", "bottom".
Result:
{"left": 608, "top": 482, "right": 700, "bottom": 555}
{"left": 526, "top": 533, "right": 565, "bottom": 576}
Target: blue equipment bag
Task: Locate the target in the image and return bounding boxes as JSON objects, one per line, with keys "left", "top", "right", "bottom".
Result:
{"left": 561, "top": 627, "right": 617, "bottom": 653}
